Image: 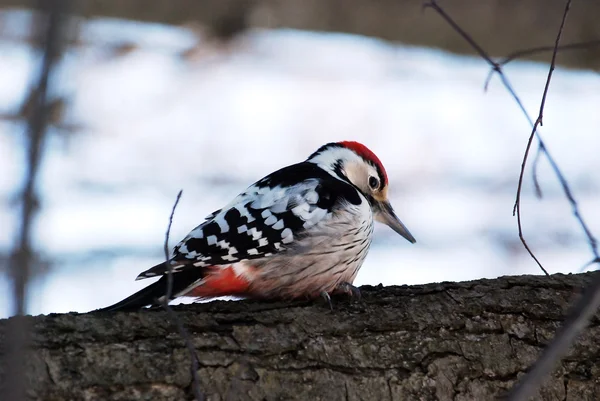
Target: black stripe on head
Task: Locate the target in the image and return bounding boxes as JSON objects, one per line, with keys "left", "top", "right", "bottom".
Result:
{"left": 306, "top": 142, "right": 344, "bottom": 160}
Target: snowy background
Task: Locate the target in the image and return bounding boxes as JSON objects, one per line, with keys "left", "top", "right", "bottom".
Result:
{"left": 1, "top": 13, "right": 599, "bottom": 318}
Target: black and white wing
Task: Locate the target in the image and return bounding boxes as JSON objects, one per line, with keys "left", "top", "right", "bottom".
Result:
{"left": 136, "top": 162, "right": 361, "bottom": 279}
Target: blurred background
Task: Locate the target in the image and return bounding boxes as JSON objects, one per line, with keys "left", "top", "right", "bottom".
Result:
{"left": 1, "top": 0, "right": 599, "bottom": 318}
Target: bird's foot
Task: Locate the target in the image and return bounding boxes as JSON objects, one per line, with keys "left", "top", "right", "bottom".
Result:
{"left": 334, "top": 282, "right": 362, "bottom": 301}
{"left": 320, "top": 291, "right": 333, "bottom": 311}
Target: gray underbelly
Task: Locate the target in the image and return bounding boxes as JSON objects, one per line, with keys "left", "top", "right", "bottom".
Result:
{"left": 247, "top": 239, "right": 372, "bottom": 298}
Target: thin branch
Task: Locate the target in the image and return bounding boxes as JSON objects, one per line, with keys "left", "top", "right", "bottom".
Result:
{"left": 426, "top": 0, "right": 599, "bottom": 276}
{"left": 422, "top": 1, "right": 499, "bottom": 69}
{"left": 424, "top": 0, "right": 547, "bottom": 275}
{"left": 512, "top": 0, "right": 599, "bottom": 270}
{"left": 484, "top": 39, "right": 600, "bottom": 90}
{"left": 582, "top": 257, "right": 600, "bottom": 272}
{"left": 505, "top": 4, "right": 600, "bottom": 400}
{"left": 3, "top": 1, "right": 67, "bottom": 401}
{"left": 164, "top": 189, "right": 183, "bottom": 302}
{"left": 500, "top": 39, "right": 600, "bottom": 66}
{"left": 426, "top": 0, "right": 600, "bottom": 398}
{"left": 531, "top": 146, "right": 544, "bottom": 199}
{"left": 159, "top": 191, "right": 205, "bottom": 401}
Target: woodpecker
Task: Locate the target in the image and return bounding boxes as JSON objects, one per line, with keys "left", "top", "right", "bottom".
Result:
{"left": 98, "top": 141, "right": 415, "bottom": 311}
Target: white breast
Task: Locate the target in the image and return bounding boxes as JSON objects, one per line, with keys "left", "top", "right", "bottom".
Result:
{"left": 245, "top": 195, "right": 374, "bottom": 298}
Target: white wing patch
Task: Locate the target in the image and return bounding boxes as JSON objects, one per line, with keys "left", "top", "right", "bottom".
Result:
{"left": 281, "top": 228, "right": 293, "bottom": 244}
{"left": 139, "top": 178, "right": 340, "bottom": 280}
{"left": 215, "top": 216, "right": 229, "bottom": 233}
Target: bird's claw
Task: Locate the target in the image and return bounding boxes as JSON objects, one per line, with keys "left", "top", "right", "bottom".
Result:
{"left": 320, "top": 291, "right": 333, "bottom": 311}
{"left": 335, "top": 281, "right": 362, "bottom": 301}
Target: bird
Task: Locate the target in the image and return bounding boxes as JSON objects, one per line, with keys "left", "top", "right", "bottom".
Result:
{"left": 98, "top": 141, "right": 416, "bottom": 312}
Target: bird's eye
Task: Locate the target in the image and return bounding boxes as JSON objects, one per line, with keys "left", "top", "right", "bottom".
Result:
{"left": 368, "top": 176, "right": 379, "bottom": 190}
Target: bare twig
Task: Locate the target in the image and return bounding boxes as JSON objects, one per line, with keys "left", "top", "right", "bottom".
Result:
{"left": 164, "top": 189, "right": 183, "bottom": 302}
{"left": 531, "top": 146, "right": 544, "bottom": 199}
{"left": 499, "top": 39, "right": 600, "bottom": 66}
{"left": 483, "top": 39, "right": 600, "bottom": 90}
{"left": 511, "top": 10, "right": 599, "bottom": 264}
{"left": 426, "top": 0, "right": 599, "bottom": 277}
{"left": 423, "top": 0, "right": 548, "bottom": 275}
{"left": 159, "top": 191, "right": 205, "bottom": 401}
{"left": 506, "top": 1, "right": 600, "bottom": 389}
{"left": 511, "top": 0, "right": 575, "bottom": 278}
{"left": 503, "top": 2, "right": 600, "bottom": 400}
{"left": 3, "top": 1, "right": 68, "bottom": 400}
{"left": 425, "top": 0, "right": 600, "bottom": 399}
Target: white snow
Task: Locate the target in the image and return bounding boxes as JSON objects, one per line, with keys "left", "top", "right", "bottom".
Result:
{"left": 1, "top": 18, "right": 599, "bottom": 318}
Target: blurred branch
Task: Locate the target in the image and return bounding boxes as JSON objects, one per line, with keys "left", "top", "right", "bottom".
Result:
{"left": 11, "top": 0, "right": 66, "bottom": 315}
{"left": 484, "top": 39, "right": 600, "bottom": 90}
{"left": 2, "top": 0, "right": 68, "bottom": 400}
{"left": 159, "top": 190, "right": 205, "bottom": 401}
{"left": 0, "top": 96, "right": 83, "bottom": 136}
{"left": 498, "top": 39, "right": 600, "bottom": 66}
{"left": 2, "top": 0, "right": 600, "bottom": 69}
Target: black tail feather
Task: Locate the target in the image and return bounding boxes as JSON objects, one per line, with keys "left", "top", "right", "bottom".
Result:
{"left": 94, "top": 268, "right": 205, "bottom": 312}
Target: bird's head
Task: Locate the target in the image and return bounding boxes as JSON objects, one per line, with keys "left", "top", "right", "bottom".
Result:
{"left": 308, "top": 141, "right": 416, "bottom": 243}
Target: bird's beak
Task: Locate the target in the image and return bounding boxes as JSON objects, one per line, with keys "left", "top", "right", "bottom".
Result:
{"left": 374, "top": 200, "right": 416, "bottom": 244}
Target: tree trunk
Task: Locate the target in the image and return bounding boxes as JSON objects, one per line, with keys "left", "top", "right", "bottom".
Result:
{"left": 1, "top": 0, "right": 600, "bottom": 70}
{"left": 1, "top": 273, "right": 599, "bottom": 400}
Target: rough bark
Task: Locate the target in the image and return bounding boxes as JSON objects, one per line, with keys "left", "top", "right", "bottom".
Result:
{"left": 2, "top": 0, "right": 599, "bottom": 70}
{"left": 1, "top": 273, "right": 600, "bottom": 400}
